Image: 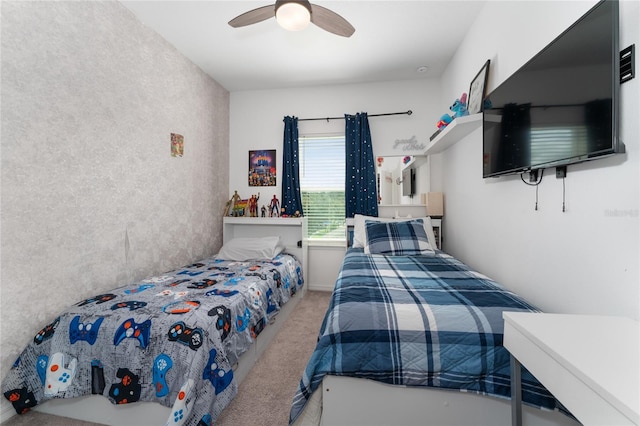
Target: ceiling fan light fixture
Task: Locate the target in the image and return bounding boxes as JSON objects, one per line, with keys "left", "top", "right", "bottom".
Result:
{"left": 229, "top": 0, "right": 354, "bottom": 38}
{"left": 276, "top": 2, "right": 311, "bottom": 31}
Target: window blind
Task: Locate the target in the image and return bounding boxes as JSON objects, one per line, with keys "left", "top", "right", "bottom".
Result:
{"left": 299, "top": 135, "right": 345, "bottom": 242}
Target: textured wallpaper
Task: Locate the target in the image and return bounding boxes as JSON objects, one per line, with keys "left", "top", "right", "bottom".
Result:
{"left": 0, "top": 1, "right": 230, "bottom": 379}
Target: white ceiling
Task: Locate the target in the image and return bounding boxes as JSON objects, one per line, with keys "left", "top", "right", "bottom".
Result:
{"left": 120, "top": 1, "right": 486, "bottom": 92}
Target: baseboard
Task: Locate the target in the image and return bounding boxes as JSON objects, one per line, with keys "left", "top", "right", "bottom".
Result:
{"left": 1, "top": 398, "right": 17, "bottom": 424}
{"left": 307, "top": 282, "right": 335, "bottom": 292}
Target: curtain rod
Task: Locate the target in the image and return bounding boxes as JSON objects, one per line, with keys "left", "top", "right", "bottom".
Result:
{"left": 298, "top": 110, "right": 412, "bottom": 122}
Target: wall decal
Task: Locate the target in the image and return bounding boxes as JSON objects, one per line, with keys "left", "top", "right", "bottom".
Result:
{"left": 392, "top": 135, "right": 425, "bottom": 152}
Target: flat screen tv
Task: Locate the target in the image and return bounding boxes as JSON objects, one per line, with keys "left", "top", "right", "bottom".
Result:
{"left": 483, "top": 0, "right": 623, "bottom": 178}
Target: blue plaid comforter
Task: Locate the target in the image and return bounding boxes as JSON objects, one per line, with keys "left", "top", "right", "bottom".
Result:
{"left": 290, "top": 249, "right": 563, "bottom": 423}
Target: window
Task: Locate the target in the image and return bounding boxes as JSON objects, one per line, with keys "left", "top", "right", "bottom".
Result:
{"left": 299, "top": 135, "right": 345, "bottom": 243}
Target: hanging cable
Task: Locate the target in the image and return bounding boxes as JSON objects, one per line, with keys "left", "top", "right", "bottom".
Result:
{"left": 555, "top": 166, "right": 567, "bottom": 212}
{"left": 562, "top": 175, "right": 566, "bottom": 212}
{"left": 520, "top": 170, "right": 544, "bottom": 211}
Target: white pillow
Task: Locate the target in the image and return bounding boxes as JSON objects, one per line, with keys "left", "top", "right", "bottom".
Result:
{"left": 352, "top": 214, "right": 438, "bottom": 251}
{"left": 217, "top": 236, "right": 284, "bottom": 261}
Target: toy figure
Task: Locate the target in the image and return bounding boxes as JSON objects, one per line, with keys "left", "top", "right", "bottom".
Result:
{"left": 232, "top": 198, "right": 249, "bottom": 217}
{"left": 450, "top": 92, "right": 469, "bottom": 118}
{"left": 225, "top": 191, "right": 241, "bottom": 216}
{"left": 437, "top": 114, "right": 453, "bottom": 129}
{"left": 261, "top": 205, "right": 267, "bottom": 217}
{"left": 248, "top": 193, "right": 260, "bottom": 217}
{"left": 223, "top": 200, "right": 232, "bottom": 217}
{"left": 436, "top": 93, "right": 469, "bottom": 130}
{"left": 280, "top": 208, "right": 288, "bottom": 218}
{"left": 269, "top": 195, "right": 280, "bottom": 217}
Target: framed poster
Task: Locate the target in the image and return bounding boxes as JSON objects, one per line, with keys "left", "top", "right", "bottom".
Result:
{"left": 468, "top": 60, "right": 490, "bottom": 114}
{"left": 249, "top": 149, "right": 276, "bottom": 186}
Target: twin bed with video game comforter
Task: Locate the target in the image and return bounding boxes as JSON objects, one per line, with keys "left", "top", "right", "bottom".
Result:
{"left": 3, "top": 239, "right": 303, "bottom": 426}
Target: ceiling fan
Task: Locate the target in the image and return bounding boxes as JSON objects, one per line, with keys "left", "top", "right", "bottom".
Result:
{"left": 228, "top": 0, "right": 355, "bottom": 38}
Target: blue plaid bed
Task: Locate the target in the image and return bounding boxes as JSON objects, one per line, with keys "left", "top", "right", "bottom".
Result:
{"left": 290, "top": 249, "right": 564, "bottom": 424}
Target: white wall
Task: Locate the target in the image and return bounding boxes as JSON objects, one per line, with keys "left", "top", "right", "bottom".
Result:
{"left": 230, "top": 80, "right": 442, "bottom": 288}
{"left": 229, "top": 2, "right": 639, "bottom": 314}
{"left": 0, "top": 1, "right": 230, "bottom": 380}
{"left": 435, "top": 0, "right": 639, "bottom": 320}
{"left": 229, "top": 80, "right": 442, "bottom": 201}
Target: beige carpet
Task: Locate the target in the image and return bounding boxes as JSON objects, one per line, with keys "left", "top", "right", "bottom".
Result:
{"left": 217, "top": 290, "right": 330, "bottom": 425}
{"left": 1, "top": 290, "right": 331, "bottom": 426}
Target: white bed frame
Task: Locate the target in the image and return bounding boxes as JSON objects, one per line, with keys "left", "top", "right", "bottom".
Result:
{"left": 296, "top": 375, "right": 580, "bottom": 426}
{"left": 0, "top": 286, "right": 306, "bottom": 425}
{"left": 1, "top": 218, "right": 308, "bottom": 424}
{"left": 295, "top": 211, "right": 578, "bottom": 426}
{"left": 23, "top": 286, "right": 306, "bottom": 425}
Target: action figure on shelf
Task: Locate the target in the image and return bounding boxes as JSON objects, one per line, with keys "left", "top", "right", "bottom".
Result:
{"left": 261, "top": 205, "right": 267, "bottom": 217}
{"left": 436, "top": 92, "right": 469, "bottom": 130}
{"left": 224, "top": 191, "right": 241, "bottom": 216}
{"left": 450, "top": 92, "right": 469, "bottom": 118}
{"left": 248, "top": 193, "right": 260, "bottom": 217}
{"left": 227, "top": 191, "right": 249, "bottom": 217}
{"left": 269, "top": 195, "right": 280, "bottom": 217}
{"left": 232, "top": 199, "right": 249, "bottom": 217}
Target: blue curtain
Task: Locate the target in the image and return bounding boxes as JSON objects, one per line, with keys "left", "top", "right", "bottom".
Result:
{"left": 281, "top": 116, "right": 304, "bottom": 216}
{"left": 345, "top": 112, "right": 378, "bottom": 218}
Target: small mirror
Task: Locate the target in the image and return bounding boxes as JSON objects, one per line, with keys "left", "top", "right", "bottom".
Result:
{"left": 376, "top": 156, "right": 413, "bottom": 205}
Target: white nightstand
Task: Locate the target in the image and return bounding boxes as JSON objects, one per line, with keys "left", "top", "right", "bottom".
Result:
{"left": 430, "top": 217, "right": 442, "bottom": 250}
{"left": 503, "top": 312, "right": 639, "bottom": 426}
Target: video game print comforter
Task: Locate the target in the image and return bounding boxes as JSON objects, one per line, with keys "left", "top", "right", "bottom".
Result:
{"left": 290, "top": 249, "right": 565, "bottom": 424}
{"left": 3, "top": 253, "right": 303, "bottom": 426}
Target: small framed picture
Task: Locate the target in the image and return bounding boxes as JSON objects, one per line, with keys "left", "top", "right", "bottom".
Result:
{"left": 249, "top": 149, "right": 276, "bottom": 186}
{"left": 468, "top": 60, "right": 490, "bottom": 114}
{"left": 171, "top": 133, "right": 184, "bottom": 157}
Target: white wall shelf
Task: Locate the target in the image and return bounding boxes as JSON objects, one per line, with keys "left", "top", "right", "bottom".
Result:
{"left": 401, "top": 156, "right": 417, "bottom": 170}
{"left": 424, "top": 113, "right": 482, "bottom": 155}
{"left": 399, "top": 155, "right": 428, "bottom": 169}
{"left": 223, "top": 216, "right": 303, "bottom": 226}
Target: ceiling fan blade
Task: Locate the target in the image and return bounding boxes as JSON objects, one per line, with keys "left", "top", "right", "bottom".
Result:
{"left": 310, "top": 3, "right": 355, "bottom": 37}
{"left": 228, "top": 5, "right": 275, "bottom": 28}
